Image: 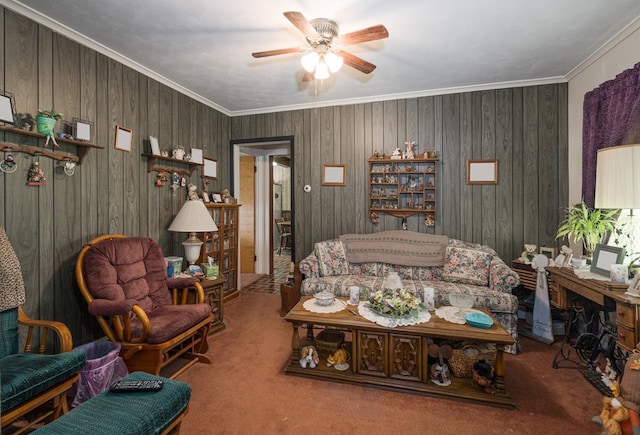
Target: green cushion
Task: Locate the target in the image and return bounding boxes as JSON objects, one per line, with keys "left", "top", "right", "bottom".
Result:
{"left": 0, "top": 307, "right": 18, "bottom": 358}
{"left": 1, "top": 350, "right": 87, "bottom": 413}
{"left": 34, "top": 372, "right": 192, "bottom": 435}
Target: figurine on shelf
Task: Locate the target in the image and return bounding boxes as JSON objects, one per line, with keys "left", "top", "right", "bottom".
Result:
{"left": 155, "top": 170, "right": 168, "bottom": 187}
{"left": 404, "top": 140, "right": 416, "bottom": 159}
{"left": 428, "top": 343, "right": 452, "bottom": 387}
{"left": 187, "top": 183, "right": 199, "bottom": 200}
{"left": 520, "top": 243, "right": 537, "bottom": 264}
{"left": 27, "top": 161, "right": 46, "bottom": 186}
{"left": 425, "top": 214, "right": 435, "bottom": 226}
{"left": 391, "top": 147, "right": 402, "bottom": 160}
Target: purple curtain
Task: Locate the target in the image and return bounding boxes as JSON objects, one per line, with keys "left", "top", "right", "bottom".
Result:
{"left": 582, "top": 61, "right": 640, "bottom": 207}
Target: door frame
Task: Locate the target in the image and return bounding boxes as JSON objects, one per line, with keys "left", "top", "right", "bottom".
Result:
{"left": 230, "top": 136, "right": 294, "bottom": 275}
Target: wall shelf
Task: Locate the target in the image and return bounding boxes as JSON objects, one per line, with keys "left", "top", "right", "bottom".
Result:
{"left": 0, "top": 125, "right": 104, "bottom": 164}
{"left": 142, "top": 153, "right": 203, "bottom": 177}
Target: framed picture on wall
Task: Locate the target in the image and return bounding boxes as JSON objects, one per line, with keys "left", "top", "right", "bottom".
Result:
{"left": 72, "top": 118, "right": 93, "bottom": 142}
{"left": 322, "top": 164, "right": 346, "bottom": 186}
{"left": 114, "top": 125, "right": 133, "bottom": 152}
{"left": 0, "top": 91, "right": 16, "bottom": 125}
{"left": 466, "top": 160, "right": 498, "bottom": 184}
{"left": 203, "top": 158, "right": 217, "bottom": 179}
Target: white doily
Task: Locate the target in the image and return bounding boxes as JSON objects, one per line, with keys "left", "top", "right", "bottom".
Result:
{"left": 435, "top": 306, "right": 484, "bottom": 324}
{"left": 358, "top": 302, "right": 431, "bottom": 327}
{"left": 303, "top": 298, "right": 346, "bottom": 314}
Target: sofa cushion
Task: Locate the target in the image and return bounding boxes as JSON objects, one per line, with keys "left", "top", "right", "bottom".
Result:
{"left": 442, "top": 246, "right": 491, "bottom": 286}
{"left": 314, "top": 240, "right": 349, "bottom": 277}
{"left": 1, "top": 350, "right": 87, "bottom": 413}
{"left": 340, "top": 231, "right": 448, "bottom": 266}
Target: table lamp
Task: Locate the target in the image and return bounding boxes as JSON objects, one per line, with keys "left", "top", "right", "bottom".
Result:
{"left": 595, "top": 144, "right": 640, "bottom": 209}
{"left": 168, "top": 198, "right": 218, "bottom": 264}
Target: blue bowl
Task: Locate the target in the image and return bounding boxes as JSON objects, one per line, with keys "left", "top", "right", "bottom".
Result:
{"left": 463, "top": 312, "right": 493, "bottom": 328}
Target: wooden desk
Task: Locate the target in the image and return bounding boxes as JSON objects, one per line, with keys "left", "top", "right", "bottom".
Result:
{"left": 546, "top": 267, "right": 639, "bottom": 351}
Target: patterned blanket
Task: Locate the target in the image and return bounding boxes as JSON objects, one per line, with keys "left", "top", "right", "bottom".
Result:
{"left": 339, "top": 231, "right": 448, "bottom": 267}
{"left": 0, "top": 227, "right": 26, "bottom": 311}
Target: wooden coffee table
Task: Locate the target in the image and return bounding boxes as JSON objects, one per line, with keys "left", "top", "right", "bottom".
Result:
{"left": 284, "top": 297, "right": 516, "bottom": 408}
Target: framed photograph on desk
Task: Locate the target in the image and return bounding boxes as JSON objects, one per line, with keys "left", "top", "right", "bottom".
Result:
{"left": 590, "top": 244, "right": 625, "bottom": 277}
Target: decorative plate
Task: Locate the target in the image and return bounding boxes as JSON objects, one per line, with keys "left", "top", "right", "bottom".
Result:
{"left": 463, "top": 312, "right": 493, "bottom": 329}
{"left": 333, "top": 363, "right": 350, "bottom": 371}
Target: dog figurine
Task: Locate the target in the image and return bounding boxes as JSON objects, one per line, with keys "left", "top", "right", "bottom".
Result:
{"left": 299, "top": 346, "right": 319, "bottom": 369}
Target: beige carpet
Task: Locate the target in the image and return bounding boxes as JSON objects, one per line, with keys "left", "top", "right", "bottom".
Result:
{"left": 178, "top": 292, "right": 603, "bottom": 435}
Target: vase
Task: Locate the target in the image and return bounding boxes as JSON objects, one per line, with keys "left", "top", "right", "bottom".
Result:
{"left": 384, "top": 271, "right": 403, "bottom": 290}
{"left": 36, "top": 115, "right": 57, "bottom": 136}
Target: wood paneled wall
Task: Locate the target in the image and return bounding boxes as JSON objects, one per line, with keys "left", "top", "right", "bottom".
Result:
{"left": 0, "top": 9, "right": 231, "bottom": 344}
{"left": 1, "top": 7, "right": 567, "bottom": 346}
{"left": 231, "top": 85, "right": 568, "bottom": 265}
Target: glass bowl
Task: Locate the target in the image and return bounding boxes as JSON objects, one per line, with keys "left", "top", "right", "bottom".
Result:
{"left": 449, "top": 293, "right": 474, "bottom": 310}
{"left": 314, "top": 291, "right": 336, "bottom": 306}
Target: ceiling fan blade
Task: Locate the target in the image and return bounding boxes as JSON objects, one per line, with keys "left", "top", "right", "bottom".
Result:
{"left": 338, "top": 51, "right": 377, "bottom": 74}
{"left": 339, "top": 25, "right": 389, "bottom": 45}
{"left": 302, "top": 71, "right": 315, "bottom": 82}
{"left": 283, "top": 11, "right": 319, "bottom": 39}
{"left": 252, "top": 47, "right": 303, "bottom": 58}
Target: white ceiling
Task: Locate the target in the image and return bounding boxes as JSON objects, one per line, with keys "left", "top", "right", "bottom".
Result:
{"left": 4, "top": 0, "right": 640, "bottom": 116}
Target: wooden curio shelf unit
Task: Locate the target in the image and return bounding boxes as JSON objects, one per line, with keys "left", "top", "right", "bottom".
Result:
{"left": 368, "top": 155, "right": 438, "bottom": 226}
{"left": 142, "top": 154, "right": 203, "bottom": 177}
{"left": 198, "top": 203, "right": 241, "bottom": 302}
{"left": 0, "top": 125, "right": 104, "bottom": 164}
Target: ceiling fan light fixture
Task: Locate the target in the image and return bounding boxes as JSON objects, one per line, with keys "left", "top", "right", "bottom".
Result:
{"left": 314, "top": 60, "right": 330, "bottom": 80}
{"left": 301, "top": 51, "right": 319, "bottom": 73}
{"left": 325, "top": 51, "right": 343, "bottom": 73}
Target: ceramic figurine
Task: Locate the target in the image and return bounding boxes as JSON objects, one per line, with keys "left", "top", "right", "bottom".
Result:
{"left": 27, "top": 161, "right": 46, "bottom": 185}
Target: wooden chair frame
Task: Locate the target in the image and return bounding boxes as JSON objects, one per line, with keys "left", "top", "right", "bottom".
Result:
{"left": 75, "top": 234, "right": 213, "bottom": 379}
{"left": 1, "top": 307, "right": 79, "bottom": 434}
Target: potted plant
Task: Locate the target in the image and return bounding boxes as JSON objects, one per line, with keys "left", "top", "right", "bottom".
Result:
{"left": 555, "top": 201, "right": 619, "bottom": 260}
{"left": 36, "top": 109, "right": 63, "bottom": 135}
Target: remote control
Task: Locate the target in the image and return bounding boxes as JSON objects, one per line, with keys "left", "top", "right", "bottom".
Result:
{"left": 109, "top": 379, "right": 164, "bottom": 392}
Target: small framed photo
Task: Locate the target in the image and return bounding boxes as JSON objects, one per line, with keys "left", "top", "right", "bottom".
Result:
{"left": 149, "top": 136, "right": 161, "bottom": 155}
{"left": 322, "top": 164, "right": 346, "bottom": 186}
{"left": 203, "top": 157, "right": 217, "bottom": 179}
{"left": 626, "top": 273, "right": 640, "bottom": 298}
{"left": 467, "top": 159, "right": 498, "bottom": 185}
{"left": 114, "top": 125, "right": 133, "bottom": 152}
{"left": 540, "top": 246, "right": 556, "bottom": 260}
{"left": 0, "top": 91, "right": 16, "bottom": 125}
{"left": 202, "top": 191, "right": 210, "bottom": 203}
{"left": 590, "top": 244, "right": 626, "bottom": 277}
{"left": 211, "top": 193, "right": 222, "bottom": 203}
{"left": 191, "top": 148, "right": 203, "bottom": 164}
{"left": 72, "top": 118, "right": 92, "bottom": 142}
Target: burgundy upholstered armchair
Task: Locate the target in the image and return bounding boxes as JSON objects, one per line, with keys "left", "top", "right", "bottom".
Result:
{"left": 75, "top": 234, "right": 213, "bottom": 378}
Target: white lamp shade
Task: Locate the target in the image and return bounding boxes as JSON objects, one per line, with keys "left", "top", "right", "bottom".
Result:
{"left": 301, "top": 52, "right": 319, "bottom": 73}
{"left": 325, "top": 51, "right": 343, "bottom": 73}
{"left": 168, "top": 199, "right": 218, "bottom": 233}
{"left": 314, "top": 60, "right": 330, "bottom": 80}
{"left": 168, "top": 199, "right": 218, "bottom": 265}
{"left": 595, "top": 144, "right": 640, "bottom": 209}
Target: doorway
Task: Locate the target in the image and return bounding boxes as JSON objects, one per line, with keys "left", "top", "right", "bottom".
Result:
{"left": 231, "top": 136, "right": 294, "bottom": 292}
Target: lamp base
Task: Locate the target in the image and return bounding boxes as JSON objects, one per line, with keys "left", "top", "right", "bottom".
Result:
{"left": 183, "top": 233, "right": 203, "bottom": 265}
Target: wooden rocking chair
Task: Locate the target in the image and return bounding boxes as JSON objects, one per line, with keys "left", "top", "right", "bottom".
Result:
{"left": 75, "top": 234, "right": 213, "bottom": 379}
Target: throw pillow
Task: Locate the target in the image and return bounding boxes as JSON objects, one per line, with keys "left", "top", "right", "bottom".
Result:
{"left": 314, "top": 240, "right": 349, "bottom": 277}
{"left": 442, "top": 246, "right": 491, "bottom": 286}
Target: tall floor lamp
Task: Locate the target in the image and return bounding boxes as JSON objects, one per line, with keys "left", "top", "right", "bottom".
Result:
{"left": 168, "top": 199, "right": 218, "bottom": 265}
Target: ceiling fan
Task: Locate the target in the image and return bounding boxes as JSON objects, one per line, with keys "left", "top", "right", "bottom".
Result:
{"left": 252, "top": 11, "right": 389, "bottom": 81}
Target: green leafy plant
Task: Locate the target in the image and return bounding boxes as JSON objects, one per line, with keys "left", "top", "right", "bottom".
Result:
{"left": 37, "top": 109, "right": 63, "bottom": 120}
{"left": 555, "top": 201, "right": 619, "bottom": 258}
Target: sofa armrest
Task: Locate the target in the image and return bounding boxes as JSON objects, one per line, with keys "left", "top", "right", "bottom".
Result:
{"left": 489, "top": 256, "right": 520, "bottom": 293}
{"left": 299, "top": 253, "right": 320, "bottom": 279}
{"left": 18, "top": 306, "right": 74, "bottom": 353}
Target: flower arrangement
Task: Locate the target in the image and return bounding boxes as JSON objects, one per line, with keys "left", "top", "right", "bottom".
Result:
{"left": 368, "top": 288, "right": 423, "bottom": 318}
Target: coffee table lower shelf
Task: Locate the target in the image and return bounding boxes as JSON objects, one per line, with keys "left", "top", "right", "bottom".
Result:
{"left": 284, "top": 298, "right": 516, "bottom": 409}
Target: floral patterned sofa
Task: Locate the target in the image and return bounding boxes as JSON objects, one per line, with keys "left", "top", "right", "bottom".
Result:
{"left": 297, "top": 231, "right": 521, "bottom": 353}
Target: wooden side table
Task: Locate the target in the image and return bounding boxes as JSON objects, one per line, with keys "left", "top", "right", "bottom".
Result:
{"left": 199, "top": 276, "right": 226, "bottom": 334}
